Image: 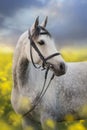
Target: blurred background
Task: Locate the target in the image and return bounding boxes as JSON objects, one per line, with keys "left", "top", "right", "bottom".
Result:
{"left": 0, "top": 0, "right": 87, "bottom": 48}
{"left": 0, "top": 0, "right": 87, "bottom": 130}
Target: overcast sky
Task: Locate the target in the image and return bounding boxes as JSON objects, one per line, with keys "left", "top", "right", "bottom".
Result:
{"left": 0, "top": 0, "right": 87, "bottom": 47}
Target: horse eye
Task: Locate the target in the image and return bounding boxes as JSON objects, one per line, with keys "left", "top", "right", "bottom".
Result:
{"left": 38, "top": 40, "right": 45, "bottom": 45}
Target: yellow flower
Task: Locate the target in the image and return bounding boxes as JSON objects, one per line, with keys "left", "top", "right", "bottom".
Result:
{"left": 80, "top": 120, "right": 85, "bottom": 124}
{"left": 65, "top": 114, "right": 74, "bottom": 121}
{"left": 25, "top": 126, "right": 34, "bottom": 130}
{"left": 0, "top": 107, "right": 4, "bottom": 116}
{"left": 46, "top": 119, "right": 56, "bottom": 129}
{"left": 68, "top": 123, "right": 86, "bottom": 130}
{"left": 18, "top": 96, "right": 32, "bottom": 112}
{"left": 9, "top": 112, "right": 22, "bottom": 126}
{"left": 0, "top": 120, "right": 12, "bottom": 130}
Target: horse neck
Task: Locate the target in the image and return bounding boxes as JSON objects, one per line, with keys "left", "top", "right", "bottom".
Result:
{"left": 13, "top": 31, "right": 30, "bottom": 89}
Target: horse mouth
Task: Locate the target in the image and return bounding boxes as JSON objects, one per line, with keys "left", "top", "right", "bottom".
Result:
{"left": 49, "top": 63, "right": 67, "bottom": 76}
{"left": 54, "top": 70, "right": 66, "bottom": 76}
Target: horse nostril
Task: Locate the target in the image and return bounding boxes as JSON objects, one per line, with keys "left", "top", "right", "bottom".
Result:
{"left": 49, "top": 64, "right": 54, "bottom": 69}
{"left": 59, "top": 62, "right": 65, "bottom": 72}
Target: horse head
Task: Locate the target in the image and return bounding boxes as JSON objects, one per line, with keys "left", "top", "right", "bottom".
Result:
{"left": 26, "top": 16, "right": 67, "bottom": 76}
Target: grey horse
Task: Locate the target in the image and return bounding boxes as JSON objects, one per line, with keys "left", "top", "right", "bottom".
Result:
{"left": 11, "top": 17, "right": 87, "bottom": 130}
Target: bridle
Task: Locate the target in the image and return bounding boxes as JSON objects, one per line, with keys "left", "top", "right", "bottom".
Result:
{"left": 29, "top": 26, "right": 60, "bottom": 69}
{"left": 23, "top": 26, "right": 60, "bottom": 117}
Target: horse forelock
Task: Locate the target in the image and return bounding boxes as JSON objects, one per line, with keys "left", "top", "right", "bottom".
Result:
{"left": 32, "top": 26, "right": 51, "bottom": 39}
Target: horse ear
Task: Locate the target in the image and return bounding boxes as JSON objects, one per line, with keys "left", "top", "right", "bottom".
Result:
{"left": 41, "top": 16, "right": 48, "bottom": 28}
{"left": 30, "top": 16, "right": 39, "bottom": 35}
{"left": 34, "top": 16, "right": 39, "bottom": 28}
{"left": 32, "top": 16, "right": 39, "bottom": 29}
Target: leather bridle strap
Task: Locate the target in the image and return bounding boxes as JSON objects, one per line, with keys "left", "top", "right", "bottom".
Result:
{"left": 23, "top": 27, "right": 61, "bottom": 117}
{"left": 45, "top": 53, "right": 60, "bottom": 61}
{"left": 29, "top": 34, "right": 60, "bottom": 70}
{"left": 30, "top": 36, "right": 46, "bottom": 68}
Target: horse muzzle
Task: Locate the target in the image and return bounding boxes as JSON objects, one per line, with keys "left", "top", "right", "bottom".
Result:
{"left": 48, "top": 62, "right": 67, "bottom": 76}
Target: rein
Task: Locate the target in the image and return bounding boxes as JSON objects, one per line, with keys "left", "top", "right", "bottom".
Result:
{"left": 23, "top": 26, "right": 60, "bottom": 117}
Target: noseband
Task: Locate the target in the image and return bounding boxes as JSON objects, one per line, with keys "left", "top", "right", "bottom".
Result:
{"left": 23, "top": 26, "right": 60, "bottom": 117}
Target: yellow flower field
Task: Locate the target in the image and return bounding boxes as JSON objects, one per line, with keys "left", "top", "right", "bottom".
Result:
{"left": 0, "top": 45, "right": 87, "bottom": 130}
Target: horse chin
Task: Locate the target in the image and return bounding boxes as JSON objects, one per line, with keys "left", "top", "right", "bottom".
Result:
{"left": 54, "top": 70, "right": 66, "bottom": 77}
